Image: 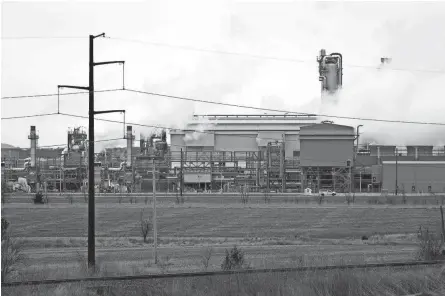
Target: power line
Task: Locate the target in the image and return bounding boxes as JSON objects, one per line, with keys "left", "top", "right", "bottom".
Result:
{"left": 1, "top": 89, "right": 123, "bottom": 100}
{"left": 108, "top": 37, "right": 445, "bottom": 74}
{"left": 125, "top": 88, "right": 445, "bottom": 126}
{"left": 3, "top": 89, "right": 445, "bottom": 126}
{"left": 58, "top": 112, "right": 305, "bottom": 143}
{"left": 37, "top": 138, "right": 127, "bottom": 149}
{"left": 1, "top": 36, "right": 87, "bottom": 40}
{"left": 1, "top": 113, "right": 59, "bottom": 120}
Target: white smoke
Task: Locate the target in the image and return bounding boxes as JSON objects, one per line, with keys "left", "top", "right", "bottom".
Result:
{"left": 312, "top": 11, "right": 445, "bottom": 146}
{"left": 183, "top": 120, "right": 216, "bottom": 143}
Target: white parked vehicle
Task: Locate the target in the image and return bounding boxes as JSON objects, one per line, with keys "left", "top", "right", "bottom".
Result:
{"left": 319, "top": 189, "right": 336, "bottom": 196}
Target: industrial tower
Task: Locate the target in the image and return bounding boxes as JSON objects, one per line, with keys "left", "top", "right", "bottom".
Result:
{"left": 317, "top": 49, "right": 343, "bottom": 101}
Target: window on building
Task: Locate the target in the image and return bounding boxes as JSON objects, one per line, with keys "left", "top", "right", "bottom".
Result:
{"left": 293, "top": 151, "right": 300, "bottom": 157}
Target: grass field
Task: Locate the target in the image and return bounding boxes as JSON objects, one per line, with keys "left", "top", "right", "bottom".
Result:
{"left": 3, "top": 266, "right": 445, "bottom": 296}
{"left": 2, "top": 203, "right": 441, "bottom": 239}
{"left": 2, "top": 199, "right": 443, "bottom": 283}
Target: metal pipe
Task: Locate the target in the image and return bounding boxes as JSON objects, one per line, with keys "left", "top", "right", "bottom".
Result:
{"left": 330, "top": 53, "right": 343, "bottom": 87}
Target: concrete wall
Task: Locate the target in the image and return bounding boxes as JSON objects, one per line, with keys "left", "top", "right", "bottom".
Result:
{"left": 382, "top": 161, "right": 445, "bottom": 193}
{"left": 300, "top": 139, "right": 354, "bottom": 167}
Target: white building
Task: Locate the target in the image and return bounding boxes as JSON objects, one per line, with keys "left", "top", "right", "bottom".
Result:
{"left": 169, "top": 114, "right": 319, "bottom": 157}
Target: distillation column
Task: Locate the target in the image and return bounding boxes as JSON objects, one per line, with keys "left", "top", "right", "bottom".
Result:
{"left": 317, "top": 49, "right": 343, "bottom": 103}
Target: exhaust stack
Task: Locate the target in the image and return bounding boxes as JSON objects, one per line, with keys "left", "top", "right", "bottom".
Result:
{"left": 28, "top": 126, "right": 39, "bottom": 168}
{"left": 126, "top": 126, "right": 134, "bottom": 167}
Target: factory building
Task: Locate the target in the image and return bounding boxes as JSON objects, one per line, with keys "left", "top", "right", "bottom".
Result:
{"left": 2, "top": 48, "right": 445, "bottom": 194}
{"left": 169, "top": 114, "right": 319, "bottom": 191}
{"left": 299, "top": 123, "right": 355, "bottom": 193}
{"left": 381, "top": 161, "right": 445, "bottom": 193}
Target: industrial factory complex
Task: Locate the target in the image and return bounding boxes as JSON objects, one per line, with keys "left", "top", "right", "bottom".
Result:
{"left": 2, "top": 49, "right": 445, "bottom": 195}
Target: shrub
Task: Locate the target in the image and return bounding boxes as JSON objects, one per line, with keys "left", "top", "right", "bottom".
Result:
{"left": 140, "top": 209, "right": 152, "bottom": 243}
{"left": 263, "top": 190, "right": 270, "bottom": 204}
{"left": 201, "top": 246, "right": 213, "bottom": 271}
{"left": 1, "top": 217, "right": 9, "bottom": 240}
{"left": 239, "top": 186, "right": 249, "bottom": 204}
{"left": 66, "top": 194, "right": 74, "bottom": 204}
{"left": 318, "top": 194, "right": 324, "bottom": 205}
{"left": 1, "top": 230, "right": 26, "bottom": 281}
{"left": 416, "top": 226, "right": 445, "bottom": 261}
{"left": 221, "top": 245, "right": 247, "bottom": 271}
{"left": 33, "top": 192, "right": 45, "bottom": 204}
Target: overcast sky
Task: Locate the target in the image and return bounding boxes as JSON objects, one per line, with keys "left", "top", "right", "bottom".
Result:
{"left": 2, "top": 1, "right": 445, "bottom": 150}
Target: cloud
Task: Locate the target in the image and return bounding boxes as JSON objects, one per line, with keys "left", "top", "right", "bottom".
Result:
{"left": 2, "top": 1, "right": 445, "bottom": 150}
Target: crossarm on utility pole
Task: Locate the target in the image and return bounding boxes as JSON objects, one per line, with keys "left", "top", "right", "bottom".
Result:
{"left": 94, "top": 110, "right": 125, "bottom": 115}
{"left": 58, "top": 85, "right": 90, "bottom": 91}
{"left": 94, "top": 61, "right": 125, "bottom": 66}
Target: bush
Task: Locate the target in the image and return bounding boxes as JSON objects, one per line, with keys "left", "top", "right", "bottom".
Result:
{"left": 221, "top": 245, "right": 248, "bottom": 271}
{"left": 1, "top": 229, "right": 26, "bottom": 281}
{"left": 140, "top": 209, "right": 152, "bottom": 243}
{"left": 239, "top": 186, "right": 249, "bottom": 204}
{"left": 33, "top": 192, "right": 45, "bottom": 204}
{"left": 263, "top": 190, "right": 270, "bottom": 204}
{"left": 1, "top": 217, "right": 9, "bottom": 240}
{"left": 201, "top": 246, "right": 213, "bottom": 271}
{"left": 416, "top": 226, "right": 445, "bottom": 261}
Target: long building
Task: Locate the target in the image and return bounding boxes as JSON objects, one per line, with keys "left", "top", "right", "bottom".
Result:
{"left": 2, "top": 119, "right": 445, "bottom": 194}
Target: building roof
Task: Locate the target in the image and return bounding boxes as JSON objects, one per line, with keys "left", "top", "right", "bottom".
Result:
{"left": 1, "top": 143, "right": 20, "bottom": 149}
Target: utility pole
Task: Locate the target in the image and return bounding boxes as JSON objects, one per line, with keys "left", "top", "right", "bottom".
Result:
{"left": 395, "top": 147, "right": 398, "bottom": 195}
{"left": 58, "top": 33, "right": 125, "bottom": 269}
{"left": 152, "top": 158, "right": 158, "bottom": 264}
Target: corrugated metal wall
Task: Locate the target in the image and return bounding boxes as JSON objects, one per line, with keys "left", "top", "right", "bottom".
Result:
{"left": 382, "top": 162, "right": 445, "bottom": 193}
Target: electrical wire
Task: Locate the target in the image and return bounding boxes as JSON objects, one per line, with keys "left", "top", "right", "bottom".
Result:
{"left": 125, "top": 88, "right": 445, "bottom": 126}
{"left": 1, "top": 36, "right": 87, "bottom": 40}
{"left": 108, "top": 37, "right": 445, "bottom": 74}
{"left": 1, "top": 113, "right": 59, "bottom": 120}
{"left": 58, "top": 112, "right": 307, "bottom": 143}
{"left": 37, "top": 138, "right": 127, "bottom": 149}
{"left": 4, "top": 87, "right": 445, "bottom": 125}
{"left": 1, "top": 89, "right": 123, "bottom": 100}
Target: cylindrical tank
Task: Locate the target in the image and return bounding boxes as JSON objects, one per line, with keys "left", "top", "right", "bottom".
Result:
{"left": 325, "top": 62, "right": 338, "bottom": 92}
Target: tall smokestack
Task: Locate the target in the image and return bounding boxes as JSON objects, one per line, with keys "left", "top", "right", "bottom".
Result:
{"left": 140, "top": 135, "right": 145, "bottom": 156}
{"left": 126, "top": 126, "right": 133, "bottom": 167}
{"left": 28, "top": 126, "right": 39, "bottom": 168}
